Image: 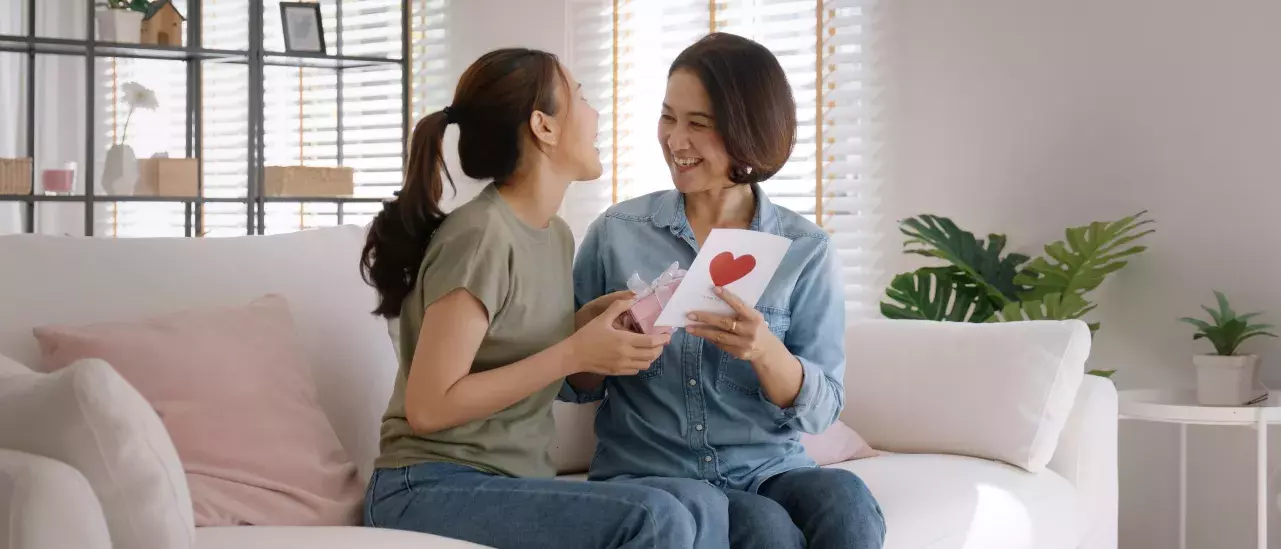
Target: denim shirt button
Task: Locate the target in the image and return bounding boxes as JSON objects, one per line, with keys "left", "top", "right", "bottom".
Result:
{"left": 703, "top": 455, "right": 713, "bottom": 463}
{"left": 694, "top": 424, "right": 704, "bottom": 431}
{"left": 688, "top": 378, "right": 697, "bottom": 387}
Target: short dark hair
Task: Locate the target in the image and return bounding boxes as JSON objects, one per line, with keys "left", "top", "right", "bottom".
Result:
{"left": 669, "top": 32, "right": 797, "bottom": 185}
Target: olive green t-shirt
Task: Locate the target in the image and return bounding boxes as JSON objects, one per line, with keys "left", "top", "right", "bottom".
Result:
{"left": 374, "top": 184, "right": 575, "bottom": 478}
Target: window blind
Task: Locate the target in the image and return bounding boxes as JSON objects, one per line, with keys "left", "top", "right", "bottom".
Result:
{"left": 201, "top": 0, "right": 252, "bottom": 237}
{"left": 259, "top": 0, "right": 402, "bottom": 234}
{"left": 567, "top": 0, "right": 882, "bottom": 316}
{"left": 409, "top": 0, "right": 451, "bottom": 121}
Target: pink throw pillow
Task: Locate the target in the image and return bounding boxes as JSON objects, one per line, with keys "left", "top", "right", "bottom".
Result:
{"left": 801, "top": 420, "right": 880, "bottom": 465}
{"left": 33, "top": 295, "right": 364, "bottom": 527}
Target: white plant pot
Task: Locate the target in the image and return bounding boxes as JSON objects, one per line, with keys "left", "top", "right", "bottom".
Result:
{"left": 1194, "top": 354, "right": 1260, "bottom": 406}
{"left": 96, "top": 10, "right": 143, "bottom": 44}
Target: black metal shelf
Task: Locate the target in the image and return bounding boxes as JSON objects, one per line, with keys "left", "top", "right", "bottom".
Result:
{"left": 0, "top": 35, "right": 402, "bottom": 68}
{"left": 263, "top": 51, "right": 402, "bottom": 70}
{"left": 0, "top": 34, "right": 248, "bottom": 62}
{"left": 0, "top": 195, "right": 386, "bottom": 204}
{"left": 259, "top": 196, "right": 387, "bottom": 203}
{"left": 5, "top": 0, "right": 409, "bottom": 237}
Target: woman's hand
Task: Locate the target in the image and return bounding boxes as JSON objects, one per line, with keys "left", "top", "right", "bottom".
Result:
{"left": 570, "top": 299, "right": 670, "bottom": 376}
{"left": 575, "top": 290, "right": 634, "bottom": 331}
{"left": 687, "top": 286, "right": 803, "bottom": 408}
{"left": 685, "top": 286, "right": 785, "bottom": 363}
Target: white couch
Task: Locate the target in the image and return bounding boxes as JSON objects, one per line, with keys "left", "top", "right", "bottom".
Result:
{"left": 0, "top": 226, "right": 1117, "bottom": 549}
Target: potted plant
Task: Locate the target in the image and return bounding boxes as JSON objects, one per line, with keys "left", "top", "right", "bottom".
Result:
{"left": 97, "top": 0, "right": 149, "bottom": 44}
{"left": 880, "top": 211, "right": 1155, "bottom": 377}
{"left": 1179, "top": 291, "right": 1278, "bottom": 405}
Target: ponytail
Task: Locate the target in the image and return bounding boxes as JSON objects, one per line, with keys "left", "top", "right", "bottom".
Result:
{"left": 361, "top": 112, "right": 452, "bottom": 318}
{"left": 360, "top": 48, "right": 568, "bottom": 318}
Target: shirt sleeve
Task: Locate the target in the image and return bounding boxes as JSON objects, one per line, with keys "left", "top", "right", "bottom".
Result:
{"left": 571, "top": 214, "right": 609, "bottom": 310}
{"left": 558, "top": 215, "right": 610, "bottom": 403}
{"left": 416, "top": 221, "right": 512, "bottom": 323}
{"left": 770, "top": 237, "right": 846, "bottom": 433}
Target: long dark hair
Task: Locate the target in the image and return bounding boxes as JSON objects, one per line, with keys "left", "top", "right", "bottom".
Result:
{"left": 361, "top": 48, "right": 568, "bottom": 318}
{"left": 670, "top": 33, "right": 796, "bottom": 184}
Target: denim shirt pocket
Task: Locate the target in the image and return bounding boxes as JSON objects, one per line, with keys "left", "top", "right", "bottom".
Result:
{"left": 717, "top": 307, "right": 790, "bottom": 395}
{"left": 637, "top": 355, "right": 663, "bottom": 380}
{"left": 636, "top": 331, "right": 675, "bottom": 381}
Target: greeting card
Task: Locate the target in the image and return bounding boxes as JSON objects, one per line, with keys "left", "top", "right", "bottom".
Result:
{"left": 654, "top": 228, "right": 791, "bottom": 328}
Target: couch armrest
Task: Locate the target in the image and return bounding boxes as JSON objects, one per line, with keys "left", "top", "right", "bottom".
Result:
{"left": 0, "top": 448, "right": 111, "bottom": 549}
{"left": 1046, "top": 376, "right": 1118, "bottom": 549}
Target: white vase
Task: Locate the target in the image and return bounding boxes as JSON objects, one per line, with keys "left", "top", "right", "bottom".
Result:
{"left": 96, "top": 10, "right": 144, "bottom": 44}
{"left": 1193, "top": 354, "right": 1260, "bottom": 405}
{"left": 102, "top": 144, "right": 138, "bottom": 196}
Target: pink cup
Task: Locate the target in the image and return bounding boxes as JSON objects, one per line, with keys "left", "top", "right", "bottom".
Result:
{"left": 41, "top": 169, "right": 74, "bottom": 194}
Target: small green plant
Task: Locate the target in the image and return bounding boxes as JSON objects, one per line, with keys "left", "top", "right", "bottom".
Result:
{"left": 1179, "top": 291, "right": 1278, "bottom": 356}
{"left": 106, "top": 0, "right": 150, "bottom": 12}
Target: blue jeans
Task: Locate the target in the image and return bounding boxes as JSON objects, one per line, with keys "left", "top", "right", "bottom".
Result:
{"left": 611, "top": 467, "right": 885, "bottom": 549}
{"left": 364, "top": 462, "right": 698, "bottom": 549}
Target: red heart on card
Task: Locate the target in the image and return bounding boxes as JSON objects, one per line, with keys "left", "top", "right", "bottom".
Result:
{"left": 710, "top": 252, "right": 756, "bottom": 287}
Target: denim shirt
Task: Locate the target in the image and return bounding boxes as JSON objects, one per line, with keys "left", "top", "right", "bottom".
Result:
{"left": 560, "top": 184, "right": 846, "bottom": 493}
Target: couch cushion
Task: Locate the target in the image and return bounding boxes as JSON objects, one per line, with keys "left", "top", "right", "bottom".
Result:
{"left": 195, "top": 526, "right": 492, "bottom": 549}
{"left": 0, "top": 359, "right": 195, "bottom": 549}
{"left": 0, "top": 351, "right": 30, "bottom": 375}
{"left": 549, "top": 401, "right": 599, "bottom": 474}
{"left": 800, "top": 420, "right": 880, "bottom": 465}
{"left": 0, "top": 448, "right": 113, "bottom": 549}
{"left": 33, "top": 295, "right": 365, "bottom": 527}
{"left": 0, "top": 228, "right": 400, "bottom": 481}
{"left": 837, "top": 454, "right": 1080, "bottom": 549}
{"left": 843, "top": 319, "right": 1088, "bottom": 472}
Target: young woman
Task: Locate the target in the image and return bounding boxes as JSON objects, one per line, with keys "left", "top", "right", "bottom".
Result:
{"left": 360, "top": 48, "right": 702, "bottom": 549}
{"left": 566, "top": 33, "right": 886, "bottom": 549}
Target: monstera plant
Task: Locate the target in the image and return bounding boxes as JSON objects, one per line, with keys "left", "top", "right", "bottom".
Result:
{"left": 880, "top": 211, "right": 1155, "bottom": 377}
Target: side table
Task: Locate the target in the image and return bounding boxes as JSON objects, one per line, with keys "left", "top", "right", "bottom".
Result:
{"left": 1119, "top": 389, "right": 1281, "bottom": 549}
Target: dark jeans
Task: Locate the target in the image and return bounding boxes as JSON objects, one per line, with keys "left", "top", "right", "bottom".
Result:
{"left": 364, "top": 461, "right": 698, "bottom": 549}
{"left": 612, "top": 467, "right": 886, "bottom": 549}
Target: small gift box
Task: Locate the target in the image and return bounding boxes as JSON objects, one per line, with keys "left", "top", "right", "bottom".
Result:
{"left": 620, "top": 262, "right": 685, "bottom": 335}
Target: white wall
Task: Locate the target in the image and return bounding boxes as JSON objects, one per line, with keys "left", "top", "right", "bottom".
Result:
{"left": 882, "top": 1, "right": 1281, "bottom": 547}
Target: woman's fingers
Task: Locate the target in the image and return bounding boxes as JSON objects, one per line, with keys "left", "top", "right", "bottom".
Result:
{"left": 687, "top": 325, "right": 750, "bottom": 355}
{"left": 687, "top": 311, "right": 737, "bottom": 332}
{"left": 713, "top": 286, "right": 754, "bottom": 317}
{"left": 626, "top": 345, "right": 663, "bottom": 363}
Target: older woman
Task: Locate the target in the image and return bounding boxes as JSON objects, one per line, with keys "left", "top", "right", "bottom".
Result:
{"left": 564, "top": 33, "right": 886, "bottom": 549}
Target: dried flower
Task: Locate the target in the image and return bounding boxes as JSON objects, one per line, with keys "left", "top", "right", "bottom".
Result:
{"left": 118, "top": 81, "right": 159, "bottom": 145}
{"left": 121, "top": 82, "right": 159, "bottom": 112}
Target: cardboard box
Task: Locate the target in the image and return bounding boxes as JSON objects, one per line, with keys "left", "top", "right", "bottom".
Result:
{"left": 263, "top": 166, "right": 355, "bottom": 197}
{"left": 135, "top": 158, "right": 199, "bottom": 196}
{"left": 0, "top": 158, "right": 33, "bottom": 195}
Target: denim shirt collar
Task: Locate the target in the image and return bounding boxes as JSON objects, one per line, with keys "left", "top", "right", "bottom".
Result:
{"left": 649, "top": 183, "right": 782, "bottom": 238}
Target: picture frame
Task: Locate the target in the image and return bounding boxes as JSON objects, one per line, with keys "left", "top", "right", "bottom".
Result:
{"left": 279, "top": 2, "right": 325, "bottom": 54}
